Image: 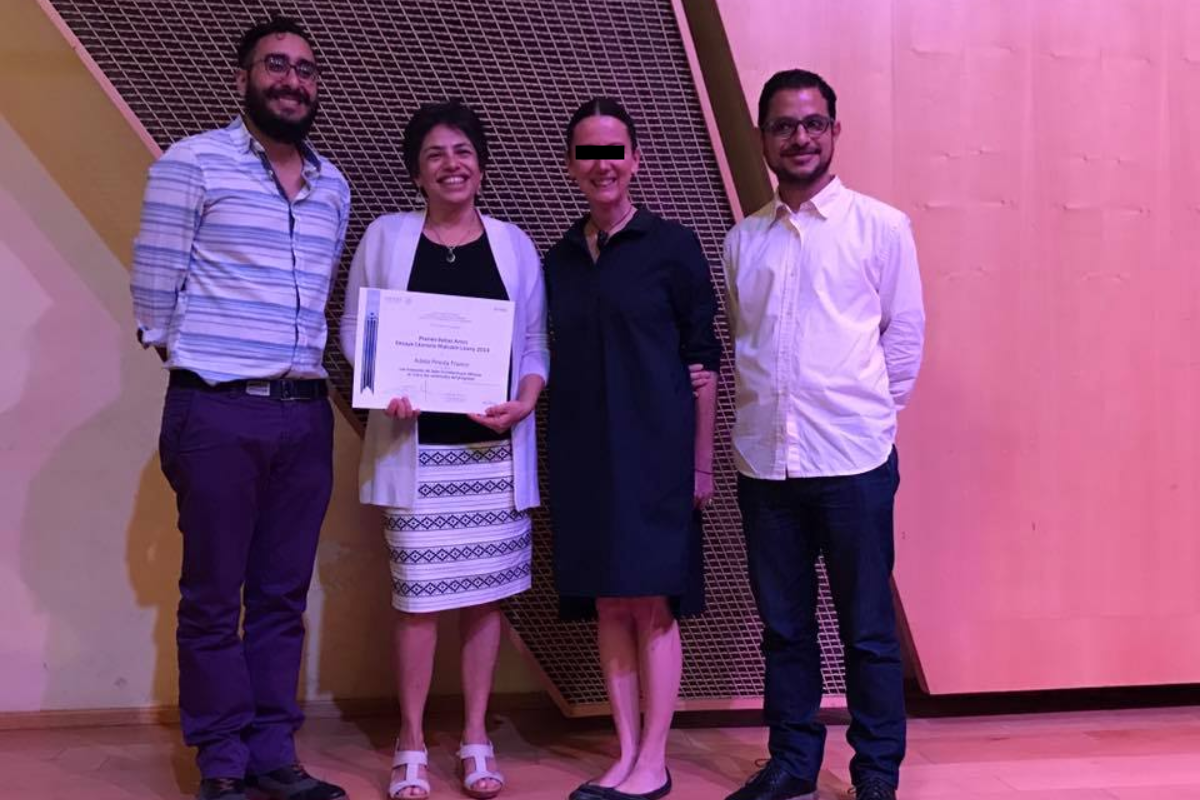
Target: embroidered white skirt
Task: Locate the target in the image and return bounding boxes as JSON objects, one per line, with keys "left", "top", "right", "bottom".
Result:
{"left": 383, "top": 440, "right": 532, "bottom": 613}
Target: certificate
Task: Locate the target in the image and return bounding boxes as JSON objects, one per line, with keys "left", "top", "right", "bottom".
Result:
{"left": 351, "top": 288, "right": 514, "bottom": 413}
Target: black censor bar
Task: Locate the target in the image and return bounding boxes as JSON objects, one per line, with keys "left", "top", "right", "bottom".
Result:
{"left": 575, "top": 144, "right": 624, "bottom": 159}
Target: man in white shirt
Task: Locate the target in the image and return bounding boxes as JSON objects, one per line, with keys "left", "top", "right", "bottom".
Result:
{"left": 721, "top": 69, "right": 925, "bottom": 800}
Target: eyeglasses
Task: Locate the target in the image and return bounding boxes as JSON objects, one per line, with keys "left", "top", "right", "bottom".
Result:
{"left": 763, "top": 115, "right": 834, "bottom": 139}
{"left": 248, "top": 53, "right": 321, "bottom": 82}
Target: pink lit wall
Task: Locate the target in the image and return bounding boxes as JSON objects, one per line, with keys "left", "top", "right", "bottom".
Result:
{"left": 715, "top": 0, "right": 1200, "bottom": 693}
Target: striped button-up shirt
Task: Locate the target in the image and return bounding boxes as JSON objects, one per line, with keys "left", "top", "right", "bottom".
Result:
{"left": 131, "top": 116, "right": 351, "bottom": 383}
{"left": 723, "top": 177, "right": 925, "bottom": 479}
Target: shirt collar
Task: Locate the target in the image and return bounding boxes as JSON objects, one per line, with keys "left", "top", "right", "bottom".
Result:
{"left": 228, "top": 115, "right": 321, "bottom": 174}
{"left": 565, "top": 205, "right": 654, "bottom": 252}
{"left": 771, "top": 176, "right": 847, "bottom": 224}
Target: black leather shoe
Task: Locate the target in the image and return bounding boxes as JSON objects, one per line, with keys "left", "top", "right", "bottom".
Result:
{"left": 595, "top": 768, "right": 672, "bottom": 800}
{"left": 197, "top": 778, "right": 247, "bottom": 800}
{"left": 724, "top": 760, "right": 816, "bottom": 800}
{"left": 245, "top": 764, "right": 346, "bottom": 800}
{"left": 852, "top": 777, "right": 897, "bottom": 800}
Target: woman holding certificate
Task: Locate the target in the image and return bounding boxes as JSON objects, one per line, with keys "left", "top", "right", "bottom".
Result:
{"left": 340, "top": 101, "right": 548, "bottom": 800}
{"left": 545, "top": 98, "right": 721, "bottom": 800}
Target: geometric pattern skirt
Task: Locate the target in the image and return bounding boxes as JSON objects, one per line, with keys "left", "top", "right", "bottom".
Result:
{"left": 383, "top": 440, "right": 532, "bottom": 613}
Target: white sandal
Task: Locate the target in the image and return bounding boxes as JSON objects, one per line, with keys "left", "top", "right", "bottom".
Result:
{"left": 389, "top": 745, "right": 430, "bottom": 799}
{"left": 457, "top": 741, "right": 505, "bottom": 799}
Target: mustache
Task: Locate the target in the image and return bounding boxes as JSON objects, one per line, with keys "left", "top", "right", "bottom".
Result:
{"left": 265, "top": 86, "right": 311, "bottom": 105}
{"left": 782, "top": 147, "right": 819, "bottom": 157}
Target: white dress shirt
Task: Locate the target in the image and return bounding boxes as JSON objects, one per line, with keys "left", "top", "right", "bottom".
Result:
{"left": 722, "top": 177, "right": 925, "bottom": 479}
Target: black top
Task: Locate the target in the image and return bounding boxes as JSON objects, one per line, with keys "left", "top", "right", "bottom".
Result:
{"left": 544, "top": 207, "right": 721, "bottom": 615}
{"left": 408, "top": 231, "right": 510, "bottom": 444}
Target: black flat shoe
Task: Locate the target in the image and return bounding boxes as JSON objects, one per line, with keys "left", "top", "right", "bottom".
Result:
{"left": 569, "top": 783, "right": 608, "bottom": 800}
{"left": 596, "top": 769, "right": 672, "bottom": 800}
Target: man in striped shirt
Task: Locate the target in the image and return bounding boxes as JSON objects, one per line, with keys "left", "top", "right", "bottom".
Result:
{"left": 131, "top": 16, "right": 350, "bottom": 800}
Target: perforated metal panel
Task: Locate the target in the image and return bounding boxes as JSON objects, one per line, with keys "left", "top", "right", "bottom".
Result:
{"left": 50, "top": 0, "right": 846, "bottom": 711}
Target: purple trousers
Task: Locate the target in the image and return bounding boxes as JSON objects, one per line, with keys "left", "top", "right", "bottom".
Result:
{"left": 158, "top": 383, "right": 333, "bottom": 779}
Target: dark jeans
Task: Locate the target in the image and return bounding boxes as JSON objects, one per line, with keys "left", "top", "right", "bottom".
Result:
{"left": 738, "top": 449, "right": 905, "bottom": 788}
{"left": 159, "top": 384, "right": 333, "bottom": 779}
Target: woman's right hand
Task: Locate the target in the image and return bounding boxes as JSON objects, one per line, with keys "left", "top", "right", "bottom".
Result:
{"left": 385, "top": 396, "right": 421, "bottom": 420}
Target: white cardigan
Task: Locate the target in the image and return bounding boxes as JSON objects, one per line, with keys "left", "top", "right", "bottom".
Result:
{"left": 339, "top": 210, "right": 549, "bottom": 511}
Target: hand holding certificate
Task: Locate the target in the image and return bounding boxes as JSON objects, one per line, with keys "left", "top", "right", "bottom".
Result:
{"left": 352, "top": 288, "right": 514, "bottom": 414}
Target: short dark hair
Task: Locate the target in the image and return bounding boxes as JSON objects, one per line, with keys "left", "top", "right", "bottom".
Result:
{"left": 565, "top": 97, "right": 639, "bottom": 153}
{"left": 757, "top": 69, "right": 838, "bottom": 127}
{"left": 402, "top": 101, "right": 491, "bottom": 179}
{"left": 236, "top": 16, "right": 316, "bottom": 68}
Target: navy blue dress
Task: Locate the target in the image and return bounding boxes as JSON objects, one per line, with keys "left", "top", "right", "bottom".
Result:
{"left": 544, "top": 208, "right": 721, "bottom": 619}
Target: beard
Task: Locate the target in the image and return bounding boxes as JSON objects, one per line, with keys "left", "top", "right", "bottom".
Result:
{"left": 243, "top": 82, "right": 319, "bottom": 145}
{"left": 771, "top": 145, "right": 832, "bottom": 188}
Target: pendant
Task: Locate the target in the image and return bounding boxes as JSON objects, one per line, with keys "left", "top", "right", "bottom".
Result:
{"left": 445, "top": 247, "right": 456, "bottom": 264}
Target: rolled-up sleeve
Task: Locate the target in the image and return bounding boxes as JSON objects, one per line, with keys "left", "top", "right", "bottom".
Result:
{"left": 130, "top": 145, "right": 204, "bottom": 347}
{"left": 671, "top": 231, "right": 722, "bottom": 372}
{"left": 879, "top": 214, "right": 925, "bottom": 410}
{"left": 332, "top": 184, "right": 351, "bottom": 266}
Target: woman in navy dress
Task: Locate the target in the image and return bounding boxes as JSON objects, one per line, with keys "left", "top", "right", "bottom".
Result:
{"left": 545, "top": 98, "right": 720, "bottom": 800}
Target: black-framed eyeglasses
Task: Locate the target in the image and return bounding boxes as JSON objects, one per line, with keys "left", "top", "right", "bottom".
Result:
{"left": 248, "top": 53, "right": 321, "bottom": 82}
{"left": 764, "top": 115, "right": 833, "bottom": 139}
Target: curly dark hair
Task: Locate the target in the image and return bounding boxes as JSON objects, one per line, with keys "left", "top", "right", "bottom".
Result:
{"left": 235, "top": 16, "right": 317, "bottom": 68}
{"left": 401, "top": 101, "right": 491, "bottom": 180}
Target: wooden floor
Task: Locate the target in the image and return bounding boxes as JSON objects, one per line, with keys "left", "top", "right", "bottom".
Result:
{"left": 2, "top": 703, "right": 1199, "bottom": 799}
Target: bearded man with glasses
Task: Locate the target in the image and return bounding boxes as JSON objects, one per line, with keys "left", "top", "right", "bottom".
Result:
{"left": 130, "top": 15, "right": 350, "bottom": 800}
{"left": 708, "top": 69, "right": 926, "bottom": 800}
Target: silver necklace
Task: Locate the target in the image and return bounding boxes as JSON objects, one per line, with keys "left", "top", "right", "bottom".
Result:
{"left": 426, "top": 213, "right": 479, "bottom": 263}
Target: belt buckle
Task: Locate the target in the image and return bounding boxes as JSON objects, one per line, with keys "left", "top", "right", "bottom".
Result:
{"left": 246, "top": 380, "right": 272, "bottom": 397}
